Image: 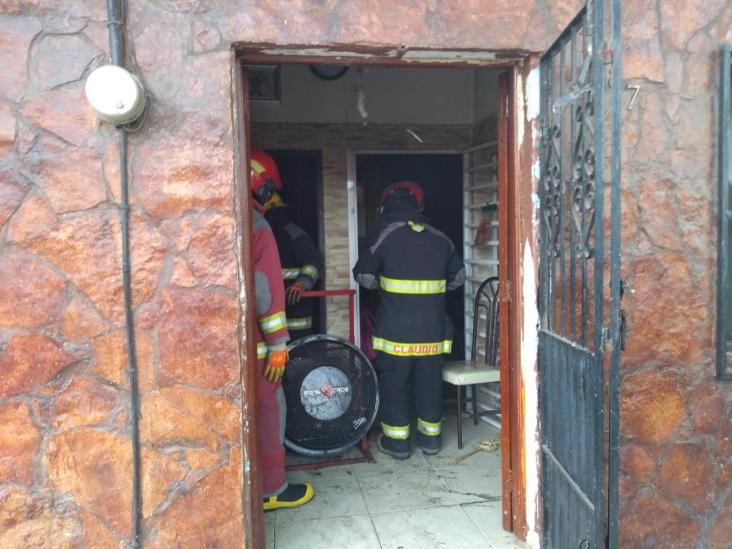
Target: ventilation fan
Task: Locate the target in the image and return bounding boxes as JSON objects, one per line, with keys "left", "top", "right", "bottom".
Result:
{"left": 283, "top": 334, "right": 379, "bottom": 457}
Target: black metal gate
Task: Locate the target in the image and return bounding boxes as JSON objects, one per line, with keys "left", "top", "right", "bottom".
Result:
{"left": 538, "top": 0, "right": 621, "bottom": 547}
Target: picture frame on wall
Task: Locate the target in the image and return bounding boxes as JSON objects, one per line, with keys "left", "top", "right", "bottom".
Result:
{"left": 243, "top": 64, "right": 281, "bottom": 102}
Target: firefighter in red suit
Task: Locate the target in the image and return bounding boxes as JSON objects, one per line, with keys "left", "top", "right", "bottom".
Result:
{"left": 251, "top": 151, "right": 314, "bottom": 511}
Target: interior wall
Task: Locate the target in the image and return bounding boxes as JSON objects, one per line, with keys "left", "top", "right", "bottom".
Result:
{"left": 250, "top": 65, "right": 493, "bottom": 125}
{"left": 474, "top": 68, "right": 500, "bottom": 121}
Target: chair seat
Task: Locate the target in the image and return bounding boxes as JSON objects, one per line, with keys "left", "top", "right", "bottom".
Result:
{"left": 442, "top": 360, "right": 499, "bottom": 385}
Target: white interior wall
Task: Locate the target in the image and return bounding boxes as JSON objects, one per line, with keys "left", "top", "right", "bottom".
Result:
{"left": 474, "top": 68, "right": 500, "bottom": 120}
{"left": 251, "top": 64, "right": 499, "bottom": 125}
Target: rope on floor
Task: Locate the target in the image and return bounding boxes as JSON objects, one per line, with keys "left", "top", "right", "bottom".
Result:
{"left": 454, "top": 435, "right": 501, "bottom": 464}
{"left": 477, "top": 436, "right": 501, "bottom": 453}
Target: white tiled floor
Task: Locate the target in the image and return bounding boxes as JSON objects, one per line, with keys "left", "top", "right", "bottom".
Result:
{"left": 265, "top": 411, "right": 528, "bottom": 549}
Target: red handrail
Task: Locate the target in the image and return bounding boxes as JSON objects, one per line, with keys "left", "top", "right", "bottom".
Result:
{"left": 301, "top": 289, "right": 356, "bottom": 343}
{"left": 286, "top": 288, "right": 373, "bottom": 471}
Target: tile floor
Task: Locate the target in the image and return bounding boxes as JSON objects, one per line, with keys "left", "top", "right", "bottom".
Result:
{"left": 266, "top": 411, "right": 528, "bottom": 549}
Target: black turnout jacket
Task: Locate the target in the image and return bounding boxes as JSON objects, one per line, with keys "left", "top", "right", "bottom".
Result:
{"left": 353, "top": 198, "right": 465, "bottom": 357}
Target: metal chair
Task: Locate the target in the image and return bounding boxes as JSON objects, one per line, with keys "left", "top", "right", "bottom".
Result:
{"left": 442, "top": 276, "right": 500, "bottom": 449}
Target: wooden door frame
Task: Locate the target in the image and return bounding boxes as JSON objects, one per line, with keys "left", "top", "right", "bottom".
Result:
{"left": 498, "top": 68, "right": 524, "bottom": 537}
{"left": 232, "top": 51, "right": 264, "bottom": 549}
{"left": 232, "top": 48, "right": 534, "bottom": 548}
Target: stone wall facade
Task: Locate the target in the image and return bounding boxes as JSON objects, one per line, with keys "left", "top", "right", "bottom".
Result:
{"left": 618, "top": 1, "right": 732, "bottom": 546}
{"left": 5, "top": 0, "right": 731, "bottom": 547}
{"left": 0, "top": 1, "right": 577, "bottom": 546}
{"left": 252, "top": 122, "right": 473, "bottom": 339}
{"left": 0, "top": 2, "right": 246, "bottom": 546}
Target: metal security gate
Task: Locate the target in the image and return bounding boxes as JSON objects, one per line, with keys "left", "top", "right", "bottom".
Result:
{"left": 538, "top": 0, "right": 621, "bottom": 547}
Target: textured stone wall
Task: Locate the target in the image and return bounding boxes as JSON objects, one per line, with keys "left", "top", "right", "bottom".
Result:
{"left": 0, "top": 2, "right": 244, "bottom": 547}
{"left": 0, "top": 0, "right": 579, "bottom": 546}
{"left": 252, "top": 122, "right": 473, "bottom": 338}
{"left": 618, "top": 1, "right": 732, "bottom": 546}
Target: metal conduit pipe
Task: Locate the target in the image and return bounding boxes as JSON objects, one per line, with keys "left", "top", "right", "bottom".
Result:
{"left": 105, "top": 0, "right": 143, "bottom": 546}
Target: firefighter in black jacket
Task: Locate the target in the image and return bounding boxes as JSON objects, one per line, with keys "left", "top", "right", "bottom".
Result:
{"left": 353, "top": 181, "right": 465, "bottom": 459}
{"left": 254, "top": 148, "right": 323, "bottom": 341}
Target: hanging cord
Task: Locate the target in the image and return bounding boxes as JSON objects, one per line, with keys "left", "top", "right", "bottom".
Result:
{"left": 106, "top": 0, "right": 142, "bottom": 546}
{"left": 119, "top": 128, "right": 142, "bottom": 549}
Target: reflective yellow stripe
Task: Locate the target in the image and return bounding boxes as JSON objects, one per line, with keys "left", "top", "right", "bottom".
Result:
{"left": 381, "top": 422, "right": 410, "bottom": 440}
{"left": 300, "top": 264, "right": 319, "bottom": 280}
{"left": 287, "top": 317, "right": 313, "bottom": 330}
{"left": 372, "top": 337, "right": 453, "bottom": 357}
{"left": 260, "top": 311, "right": 287, "bottom": 334}
{"left": 282, "top": 268, "right": 301, "bottom": 280}
{"left": 256, "top": 342, "right": 268, "bottom": 359}
{"left": 380, "top": 276, "right": 446, "bottom": 295}
{"left": 408, "top": 220, "right": 425, "bottom": 233}
{"left": 417, "top": 418, "right": 441, "bottom": 436}
{"left": 251, "top": 159, "right": 266, "bottom": 174}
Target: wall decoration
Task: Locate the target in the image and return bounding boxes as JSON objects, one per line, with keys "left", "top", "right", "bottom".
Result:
{"left": 244, "top": 64, "right": 281, "bottom": 101}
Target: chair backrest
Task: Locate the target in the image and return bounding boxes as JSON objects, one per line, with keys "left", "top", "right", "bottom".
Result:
{"left": 470, "top": 276, "right": 499, "bottom": 365}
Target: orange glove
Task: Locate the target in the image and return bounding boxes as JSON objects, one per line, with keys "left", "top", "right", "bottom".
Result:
{"left": 264, "top": 348, "right": 288, "bottom": 383}
{"left": 286, "top": 282, "right": 307, "bottom": 305}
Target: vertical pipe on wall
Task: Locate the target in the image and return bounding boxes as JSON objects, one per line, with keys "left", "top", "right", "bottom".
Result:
{"left": 106, "top": 0, "right": 143, "bottom": 546}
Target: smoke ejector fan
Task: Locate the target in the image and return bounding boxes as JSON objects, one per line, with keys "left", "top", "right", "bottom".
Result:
{"left": 283, "top": 335, "right": 379, "bottom": 457}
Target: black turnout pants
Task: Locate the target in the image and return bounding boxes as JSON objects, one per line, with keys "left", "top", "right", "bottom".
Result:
{"left": 376, "top": 353, "right": 443, "bottom": 436}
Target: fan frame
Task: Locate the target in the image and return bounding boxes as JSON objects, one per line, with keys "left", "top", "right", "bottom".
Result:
{"left": 283, "top": 334, "right": 379, "bottom": 457}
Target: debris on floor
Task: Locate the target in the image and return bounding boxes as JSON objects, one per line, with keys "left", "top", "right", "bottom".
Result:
{"left": 454, "top": 435, "right": 502, "bottom": 464}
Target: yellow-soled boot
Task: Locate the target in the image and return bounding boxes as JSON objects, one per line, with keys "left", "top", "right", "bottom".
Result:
{"left": 263, "top": 482, "right": 314, "bottom": 511}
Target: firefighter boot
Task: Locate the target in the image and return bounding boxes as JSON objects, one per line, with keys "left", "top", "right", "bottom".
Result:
{"left": 377, "top": 433, "right": 411, "bottom": 460}
{"left": 263, "top": 482, "right": 314, "bottom": 511}
{"left": 417, "top": 431, "right": 441, "bottom": 456}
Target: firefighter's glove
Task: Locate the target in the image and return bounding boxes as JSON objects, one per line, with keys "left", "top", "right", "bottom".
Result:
{"left": 286, "top": 282, "right": 307, "bottom": 305}
{"left": 264, "top": 348, "right": 288, "bottom": 383}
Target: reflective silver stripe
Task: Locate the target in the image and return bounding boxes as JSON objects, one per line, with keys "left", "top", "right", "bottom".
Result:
{"left": 447, "top": 267, "right": 466, "bottom": 291}
{"left": 370, "top": 222, "right": 406, "bottom": 253}
{"left": 255, "top": 271, "right": 271, "bottom": 315}
{"left": 257, "top": 342, "right": 268, "bottom": 359}
{"left": 381, "top": 422, "right": 410, "bottom": 440}
{"left": 287, "top": 317, "right": 313, "bottom": 330}
{"left": 417, "top": 418, "right": 441, "bottom": 436}
{"left": 260, "top": 311, "right": 287, "bottom": 334}
{"left": 252, "top": 209, "right": 269, "bottom": 233}
{"left": 282, "top": 268, "right": 301, "bottom": 280}
{"left": 373, "top": 337, "right": 453, "bottom": 357}
{"left": 380, "top": 276, "right": 446, "bottom": 295}
{"left": 356, "top": 273, "right": 378, "bottom": 290}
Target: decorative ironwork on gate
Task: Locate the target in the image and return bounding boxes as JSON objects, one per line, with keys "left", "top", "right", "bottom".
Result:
{"left": 538, "top": 0, "right": 621, "bottom": 547}
{"left": 540, "top": 3, "right": 600, "bottom": 346}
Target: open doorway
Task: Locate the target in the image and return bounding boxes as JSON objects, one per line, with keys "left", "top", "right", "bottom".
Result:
{"left": 243, "top": 59, "right": 526, "bottom": 548}
{"left": 266, "top": 149, "right": 326, "bottom": 334}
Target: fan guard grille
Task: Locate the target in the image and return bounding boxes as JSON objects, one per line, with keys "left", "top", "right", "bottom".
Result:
{"left": 283, "top": 335, "right": 379, "bottom": 457}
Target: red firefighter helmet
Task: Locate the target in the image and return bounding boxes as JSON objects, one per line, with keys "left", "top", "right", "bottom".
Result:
{"left": 379, "top": 181, "right": 424, "bottom": 209}
{"left": 249, "top": 147, "right": 282, "bottom": 203}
